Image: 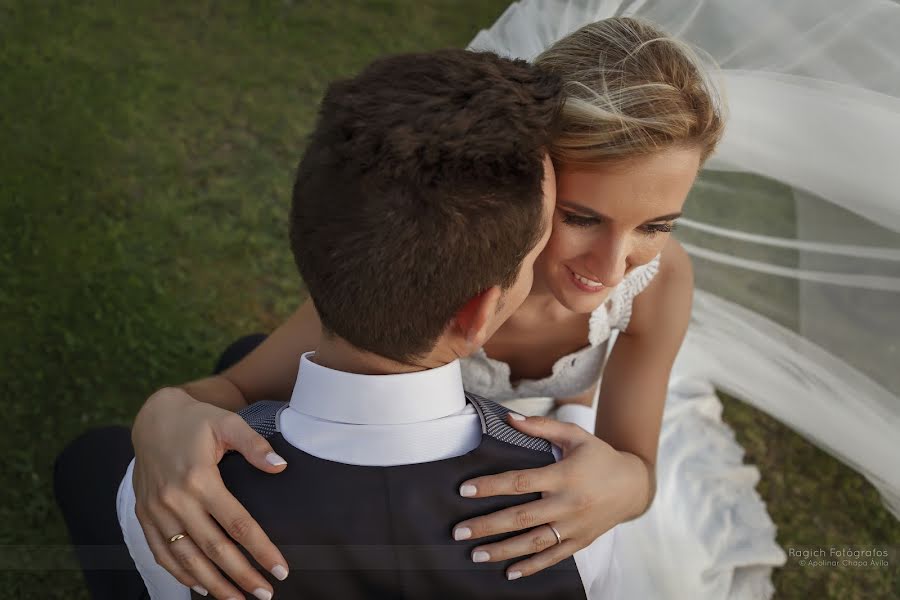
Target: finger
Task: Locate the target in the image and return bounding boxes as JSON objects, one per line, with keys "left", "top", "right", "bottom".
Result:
{"left": 506, "top": 538, "right": 582, "bottom": 580}
{"left": 453, "top": 497, "right": 558, "bottom": 541}
{"left": 458, "top": 462, "right": 563, "bottom": 499}
{"left": 175, "top": 496, "right": 281, "bottom": 598}
{"left": 147, "top": 499, "right": 252, "bottom": 600}
{"left": 505, "top": 414, "right": 589, "bottom": 452}
{"left": 469, "top": 523, "right": 564, "bottom": 563}
{"left": 200, "top": 478, "right": 290, "bottom": 582}
{"left": 137, "top": 504, "right": 207, "bottom": 595}
{"left": 217, "top": 414, "right": 288, "bottom": 474}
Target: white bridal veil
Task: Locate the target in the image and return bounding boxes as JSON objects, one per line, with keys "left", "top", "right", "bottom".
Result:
{"left": 470, "top": 0, "right": 900, "bottom": 597}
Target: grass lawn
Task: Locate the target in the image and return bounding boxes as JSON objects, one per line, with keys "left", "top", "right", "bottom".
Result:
{"left": 1, "top": 1, "right": 897, "bottom": 598}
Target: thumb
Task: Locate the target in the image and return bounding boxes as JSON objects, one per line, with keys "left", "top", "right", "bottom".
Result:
{"left": 505, "top": 413, "right": 587, "bottom": 452}
{"left": 218, "top": 418, "right": 288, "bottom": 474}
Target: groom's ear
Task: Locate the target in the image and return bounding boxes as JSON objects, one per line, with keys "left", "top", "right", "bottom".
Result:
{"left": 451, "top": 286, "right": 503, "bottom": 350}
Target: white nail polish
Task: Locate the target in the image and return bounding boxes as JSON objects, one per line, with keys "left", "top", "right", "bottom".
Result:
{"left": 459, "top": 484, "right": 477, "bottom": 497}
{"left": 191, "top": 585, "right": 208, "bottom": 596}
{"left": 453, "top": 527, "right": 472, "bottom": 541}
{"left": 271, "top": 564, "right": 289, "bottom": 580}
{"left": 509, "top": 412, "right": 526, "bottom": 421}
{"left": 253, "top": 588, "right": 273, "bottom": 600}
{"left": 472, "top": 550, "right": 490, "bottom": 563}
{"left": 266, "top": 452, "right": 287, "bottom": 466}
{"left": 508, "top": 571, "right": 523, "bottom": 580}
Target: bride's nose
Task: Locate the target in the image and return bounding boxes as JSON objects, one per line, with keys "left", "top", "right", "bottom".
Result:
{"left": 584, "top": 234, "right": 629, "bottom": 288}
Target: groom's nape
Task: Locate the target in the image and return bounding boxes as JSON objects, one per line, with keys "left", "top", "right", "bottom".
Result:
{"left": 288, "top": 49, "right": 563, "bottom": 366}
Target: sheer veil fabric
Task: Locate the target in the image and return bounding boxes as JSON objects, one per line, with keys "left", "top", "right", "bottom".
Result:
{"left": 470, "top": 1, "right": 900, "bottom": 598}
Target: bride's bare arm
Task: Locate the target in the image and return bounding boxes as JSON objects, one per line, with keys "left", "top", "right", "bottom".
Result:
{"left": 128, "top": 298, "right": 324, "bottom": 599}
{"left": 176, "top": 298, "right": 323, "bottom": 411}
{"left": 595, "top": 237, "right": 693, "bottom": 515}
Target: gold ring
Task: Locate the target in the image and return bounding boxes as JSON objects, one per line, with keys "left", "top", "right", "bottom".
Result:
{"left": 549, "top": 524, "right": 562, "bottom": 545}
{"left": 167, "top": 533, "right": 188, "bottom": 544}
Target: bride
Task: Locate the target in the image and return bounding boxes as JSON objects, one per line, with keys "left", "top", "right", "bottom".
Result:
{"left": 118, "top": 2, "right": 900, "bottom": 599}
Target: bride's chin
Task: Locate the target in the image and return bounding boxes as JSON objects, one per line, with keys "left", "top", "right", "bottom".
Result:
{"left": 552, "top": 286, "right": 600, "bottom": 315}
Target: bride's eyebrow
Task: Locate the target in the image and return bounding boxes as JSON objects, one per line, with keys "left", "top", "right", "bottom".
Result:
{"left": 557, "top": 200, "right": 682, "bottom": 223}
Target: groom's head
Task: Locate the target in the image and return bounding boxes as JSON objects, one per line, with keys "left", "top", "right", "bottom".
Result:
{"left": 290, "top": 49, "right": 561, "bottom": 363}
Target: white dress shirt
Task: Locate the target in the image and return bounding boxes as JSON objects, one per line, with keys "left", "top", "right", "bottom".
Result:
{"left": 117, "top": 352, "right": 619, "bottom": 599}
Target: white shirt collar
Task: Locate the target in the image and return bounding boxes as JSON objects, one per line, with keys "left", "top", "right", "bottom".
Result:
{"left": 288, "top": 351, "right": 466, "bottom": 425}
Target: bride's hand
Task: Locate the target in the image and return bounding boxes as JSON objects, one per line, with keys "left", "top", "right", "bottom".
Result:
{"left": 131, "top": 387, "right": 290, "bottom": 599}
{"left": 451, "top": 414, "right": 651, "bottom": 580}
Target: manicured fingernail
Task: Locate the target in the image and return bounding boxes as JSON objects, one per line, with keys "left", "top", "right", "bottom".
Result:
{"left": 509, "top": 413, "right": 526, "bottom": 421}
{"left": 253, "top": 588, "right": 273, "bottom": 600}
{"left": 271, "top": 564, "right": 289, "bottom": 580}
{"left": 459, "top": 484, "right": 477, "bottom": 497}
{"left": 191, "top": 585, "right": 208, "bottom": 596}
{"left": 508, "top": 571, "right": 522, "bottom": 580}
{"left": 266, "top": 452, "right": 287, "bottom": 466}
{"left": 453, "top": 527, "right": 472, "bottom": 541}
{"left": 472, "top": 550, "right": 490, "bottom": 563}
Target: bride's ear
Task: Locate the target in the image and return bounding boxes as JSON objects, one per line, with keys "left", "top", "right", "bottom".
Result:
{"left": 452, "top": 286, "right": 503, "bottom": 350}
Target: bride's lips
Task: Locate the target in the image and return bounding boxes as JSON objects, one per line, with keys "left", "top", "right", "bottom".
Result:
{"left": 566, "top": 266, "right": 605, "bottom": 293}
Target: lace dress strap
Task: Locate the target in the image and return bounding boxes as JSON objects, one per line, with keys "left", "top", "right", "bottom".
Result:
{"left": 588, "top": 255, "right": 662, "bottom": 346}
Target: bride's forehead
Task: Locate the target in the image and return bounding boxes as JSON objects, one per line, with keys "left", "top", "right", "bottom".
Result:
{"left": 554, "top": 150, "right": 700, "bottom": 207}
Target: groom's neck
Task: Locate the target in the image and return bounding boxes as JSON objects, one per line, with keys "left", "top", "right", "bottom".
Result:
{"left": 313, "top": 336, "right": 454, "bottom": 375}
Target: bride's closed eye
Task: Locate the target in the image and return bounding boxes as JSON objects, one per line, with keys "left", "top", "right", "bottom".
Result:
{"left": 561, "top": 210, "right": 677, "bottom": 236}
{"left": 640, "top": 222, "right": 677, "bottom": 235}
{"left": 560, "top": 211, "right": 598, "bottom": 228}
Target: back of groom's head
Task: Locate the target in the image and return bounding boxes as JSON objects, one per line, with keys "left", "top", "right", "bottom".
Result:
{"left": 290, "top": 49, "right": 562, "bottom": 362}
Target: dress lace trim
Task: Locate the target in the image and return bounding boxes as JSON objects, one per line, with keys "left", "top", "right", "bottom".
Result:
{"left": 588, "top": 255, "right": 661, "bottom": 346}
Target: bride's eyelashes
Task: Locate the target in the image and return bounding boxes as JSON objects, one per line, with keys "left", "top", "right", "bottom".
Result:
{"left": 559, "top": 210, "right": 677, "bottom": 236}
{"left": 641, "top": 222, "right": 676, "bottom": 235}
{"left": 560, "top": 211, "right": 598, "bottom": 228}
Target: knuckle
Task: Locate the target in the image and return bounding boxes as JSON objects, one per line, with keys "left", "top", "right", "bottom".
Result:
{"left": 531, "top": 533, "right": 549, "bottom": 552}
{"left": 221, "top": 412, "right": 244, "bottom": 428}
{"left": 227, "top": 515, "right": 254, "bottom": 540}
{"left": 514, "top": 509, "right": 535, "bottom": 529}
{"left": 221, "top": 412, "right": 248, "bottom": 434}
{"left": 530, "top": 416, "right": 551, "bottom": 427}
{"left": 157, "top": 485, "right": 181, "bottom": 509}
{"left": 513, "top": 473, "right": 531, "bottom": 493}
{"left": 202, "top": 537, "right": 226, "bottom": 563}
{"left": 572, "top": 491, "right": 594, "bottom": 511}
{"left": 171, "top": 547, "right": 200, "bottom": 572}
{"left": 183, "top": 467, "right": 208, "bottom": 494}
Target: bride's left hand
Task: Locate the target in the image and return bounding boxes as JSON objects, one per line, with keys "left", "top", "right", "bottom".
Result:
{"left": 451, "top": 413, "right": 650, "bottom": 579}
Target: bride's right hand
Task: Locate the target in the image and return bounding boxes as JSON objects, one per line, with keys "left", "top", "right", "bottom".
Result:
{"left": 131, "top": 387, "right": 290, "bottom": 600}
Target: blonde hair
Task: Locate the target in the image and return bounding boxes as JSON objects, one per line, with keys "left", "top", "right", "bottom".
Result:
{"left": 535, "top": 17, "right": 726, "bottom": 167}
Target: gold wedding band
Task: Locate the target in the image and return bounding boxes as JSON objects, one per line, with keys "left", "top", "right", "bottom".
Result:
{"left": 167, "top": 532, "right": 188, "bottom": 544}
{"left": 549, "top": 524, "right": 562, "bottom": 545}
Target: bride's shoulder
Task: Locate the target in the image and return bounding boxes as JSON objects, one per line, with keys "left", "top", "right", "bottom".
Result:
{"left": 657, "top": 238, "right": 693, "bottom": 284}
{"left": 627, "top": 239, "right": 693, "bottom": 333}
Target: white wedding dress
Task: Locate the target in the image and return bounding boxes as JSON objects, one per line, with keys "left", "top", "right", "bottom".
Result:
{"left": 469, "top": 1, "right": 900, "bottom": 598}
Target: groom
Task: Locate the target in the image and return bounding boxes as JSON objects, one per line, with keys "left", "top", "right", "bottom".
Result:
{"left": 118, "top": 49, "right": 616, "bottom": 598}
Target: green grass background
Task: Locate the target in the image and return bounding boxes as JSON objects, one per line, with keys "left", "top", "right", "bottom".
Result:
{"left": 1, "top": 1, "right": 897, "bottom": 598}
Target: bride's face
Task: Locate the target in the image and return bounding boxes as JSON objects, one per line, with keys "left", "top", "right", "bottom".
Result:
{"left": 534, "top": 147, "right": 702, "bottom": 314}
